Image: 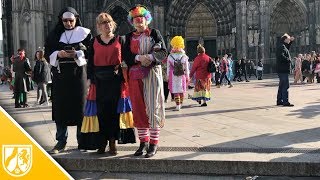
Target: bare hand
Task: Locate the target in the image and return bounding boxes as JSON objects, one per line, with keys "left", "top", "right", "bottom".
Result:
{"left": 139, "top": 55, "right": 152, "bottom": 67}
{"left": 57, "top": 50, "right": 68, "bottom": 58}
{"left": 66, "top": 50, "right": 76, "bottom": 58}
{"left": 290, "top": 36, "right": 295, "bottom": 41}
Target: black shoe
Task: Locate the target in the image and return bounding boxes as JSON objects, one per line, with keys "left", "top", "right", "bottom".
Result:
{"left": 134, "top": 142, "right": 149, "bottom": 156}
{"left": 246, "top": 80, "right": 250, "bottom": 82}
{"left": 201, "top": 103, "right": 207, "bottom": 107}
{"left": 276, "top": 102, "right": 283, "bottom": 106}
{"left": 97, "top": 142, "right": 107, "bottom": 154}
{"left": 283, "top": 103, "right": 294, "bottom": 107}
{"left": 145, "top": 144, "right": 158, "bottom": 158}
{"left": 49, "top": 143, "right": 66, "bottom": 154}
{"left": 15, "top": 104, "right": 22, "bottom": 108}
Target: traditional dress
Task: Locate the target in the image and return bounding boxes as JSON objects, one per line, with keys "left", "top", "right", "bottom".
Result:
{"left": 86, "top": 35, "right": 136, "bottom": 150}
{"left": 190, "top": 53, "right": 212, "bottom": 102}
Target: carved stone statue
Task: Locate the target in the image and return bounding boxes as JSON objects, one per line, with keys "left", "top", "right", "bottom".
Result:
{"left": 316, "top": 28, "right": 320, "bottom": 45}
{"left": 221, "top": 36, "right": 225, "bottom": 49}
{"left": 248, "top": 30, "right": 254, "bottom": 47}
{"left": 306, "top": 30, "right": 309, "bottom": 46}
{"left": 231, "top": 33, "right": 235, "bottom": 48}
{"left": 217, "top": 37, "right": 221, "bottom": 50}
{"left": 254, "top": 30, "right": 259, "bottom": 46}
{"left": 301, "top": 31, "right": 305, "bottom": 46}
{"left": 225, "top": 35, "right": 229, "bottom": 50}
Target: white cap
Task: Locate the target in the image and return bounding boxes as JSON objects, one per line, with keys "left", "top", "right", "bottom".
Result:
{"left": 62, "top": 12, "right": 75, "bottom": 19}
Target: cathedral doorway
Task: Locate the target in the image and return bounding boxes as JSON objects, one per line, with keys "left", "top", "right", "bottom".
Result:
{"left": 185, "top": 3, "right": 217, "bottom": 60}
{"left": 109, "top": 6, "right": 132, "bottom": 35}
{"left": 269, "top": 0, "right": 307, "bottom": 58}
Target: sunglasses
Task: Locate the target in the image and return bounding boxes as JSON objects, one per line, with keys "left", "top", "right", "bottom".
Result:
{"left": 100, "top": 20, "right": 112, "bottom": 24}
{"left": 62, "top": 19, "right": 75, "bottom": 23}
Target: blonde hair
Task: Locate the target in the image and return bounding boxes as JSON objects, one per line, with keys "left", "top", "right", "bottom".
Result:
{"left": 96, "top": 13, "right": 117, "bottom": 33}
{"left": 197, "top": 44, "right": 205, "bottom": 53}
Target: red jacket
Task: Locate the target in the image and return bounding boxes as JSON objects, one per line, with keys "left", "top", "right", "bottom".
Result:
{"left": 190, "top": 53, "right": 211, "bottom": 79}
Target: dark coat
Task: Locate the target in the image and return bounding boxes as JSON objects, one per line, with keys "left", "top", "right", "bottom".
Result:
{"left": 12, "top": 57, "right": 32, "bottom": 93}
{"left": 276, "top": 42, "right": 292, "bottom": 74}
{"left": 33, "top": 60, "right": 51, "bottom": 84}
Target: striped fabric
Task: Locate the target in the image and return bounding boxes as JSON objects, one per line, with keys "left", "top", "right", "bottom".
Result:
{"left": 136, "top": 33, "right": 165, "bottom": 129}
{"left": 142, "top": 65, "right": 165, "bottom": 128}
{"left": 150, "top": 128, "right": 160, "bottom": 144}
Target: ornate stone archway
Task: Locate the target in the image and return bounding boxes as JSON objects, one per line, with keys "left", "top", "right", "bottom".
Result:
{"left": 167, "top": 0, "right": 235, "bottom": 58}
{"left": 269, "top": 0, "right": 307, "bottom": 57}
{"left": 105, "top": 1, "right": 132, "bottom": 35}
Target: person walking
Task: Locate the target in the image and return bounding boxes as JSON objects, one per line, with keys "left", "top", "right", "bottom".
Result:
{"left": 276, "top": 33, "right": 294, "bottom": 107}
{"left": 167, "top": 36, "right": 189, "bottom": 111}
{"left": 218, "top": 54, "right": 233, "bottom": 88}
{"left": 44, "top": 7, "right": 92, "bottom": 154}
{"left": 189, "top": 44, "right": 212, "bottom": 106}
{"left": 123, "top": 5, "right": 167, "bottom": 158}
{"left": 257, "top": 59, "right": 263, "bottom": 80}
{"left": 32, "top": 50, "right": 50, "bottom": 106}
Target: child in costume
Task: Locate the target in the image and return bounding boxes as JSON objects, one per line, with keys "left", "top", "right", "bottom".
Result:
{"left": 167, "top": 36, "right": 190, "bottom": 111}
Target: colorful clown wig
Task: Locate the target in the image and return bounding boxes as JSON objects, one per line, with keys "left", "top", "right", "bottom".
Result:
{"left": 170, "top": 36, "right": 185, "bottom": 49}
{"left": 127, "top": 5, "right": 152, "bottom": 26}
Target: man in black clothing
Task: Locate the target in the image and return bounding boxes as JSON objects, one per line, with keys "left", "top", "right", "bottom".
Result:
{"left": 240, "top": 57, "right": 249, "bottom": 82}
{"left": 276, "top": 33, "right": 294, "bottom": 107}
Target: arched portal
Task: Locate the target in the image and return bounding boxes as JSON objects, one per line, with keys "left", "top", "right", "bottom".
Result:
{"left": 109, "top": 6, "right": 132, "bottom": 35}
{"left": 269, "top": 0, "right": 307, "bottom": 57}
{"left": 105, "top": 1, "right": 132, "bottom": 35}
{"left": 185, "top": 3, "right": 217, "bottom": 59}
{"left": 167, "top": 0, "right": 235, "bottom": 59}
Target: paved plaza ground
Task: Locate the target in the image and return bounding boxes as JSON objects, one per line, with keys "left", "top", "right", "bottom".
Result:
{"left": 0, "top": 75, "right": 320, "bottom": 179}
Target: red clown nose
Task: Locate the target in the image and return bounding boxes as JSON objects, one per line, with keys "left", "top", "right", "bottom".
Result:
{"left": 134, "top": 16, "right": 144, "bottom": 23}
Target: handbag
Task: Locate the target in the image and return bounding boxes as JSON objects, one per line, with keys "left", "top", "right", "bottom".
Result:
{"left": 129, "top": 65, "right": 151, "bottom": 80}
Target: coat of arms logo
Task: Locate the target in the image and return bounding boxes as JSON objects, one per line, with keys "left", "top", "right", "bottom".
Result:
{"left": 2, "top": 145, "right": 32, "bottom": 177}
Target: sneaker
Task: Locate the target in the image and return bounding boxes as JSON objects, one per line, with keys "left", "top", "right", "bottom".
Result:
{"left": 49, "top": 143, "right": 66, "bottom": 154}
{"left": 175, "top": 105, "right": 181, "bottom": 111}
{"left": 228, "top": 84, "right": 233, "bottom": 88}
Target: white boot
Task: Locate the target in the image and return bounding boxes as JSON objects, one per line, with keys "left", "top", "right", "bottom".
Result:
{"left": 175, "top": 104, "right": 181, "bottom": 111}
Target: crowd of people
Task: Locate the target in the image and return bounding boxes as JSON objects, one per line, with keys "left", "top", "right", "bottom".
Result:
{"left": 2, "top": 5, "right": 317, "bottom": 159}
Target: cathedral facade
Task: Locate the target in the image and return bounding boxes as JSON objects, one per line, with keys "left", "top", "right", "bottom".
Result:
{"left": 2, "top": 0, "right": 320, "bottom": 72}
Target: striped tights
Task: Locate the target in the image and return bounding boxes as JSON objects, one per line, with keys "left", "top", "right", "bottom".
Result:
{"left": 137, "top": 128, "right": 161, "bottom": 144}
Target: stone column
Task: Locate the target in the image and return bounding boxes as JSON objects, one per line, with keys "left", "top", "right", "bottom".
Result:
{"left": 235, "top": 0, "right": 242, "bottom": 58}
{"left": 259, "top": 0, "right": 269, "bottom": 63}
{"left": 12, "top": 12, "right": 20, "bottom": 52}
{"left": 30, "top": 12, "right": 36, "bottom": 57}
{"left": 241, "top": 0, "right": 247, "bottom": 58}
{"left": 307, "top": 1, "right": 315, "bottom": 51}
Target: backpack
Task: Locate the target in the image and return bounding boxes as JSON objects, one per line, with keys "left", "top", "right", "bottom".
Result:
{"left": 170, "top": 55, "right": 185, "bottom": 76}
{"left": 207, "top": 58, "right": 216, "bottom": 73}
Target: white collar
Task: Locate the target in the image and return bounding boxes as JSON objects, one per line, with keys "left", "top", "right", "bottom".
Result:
{"left": 59, "top": 26, "right": 90, "bottom": 44}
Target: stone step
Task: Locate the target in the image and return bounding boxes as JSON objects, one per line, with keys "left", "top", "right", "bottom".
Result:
{"left": 50, "top": 147, "right": 320, "bottom": 177}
